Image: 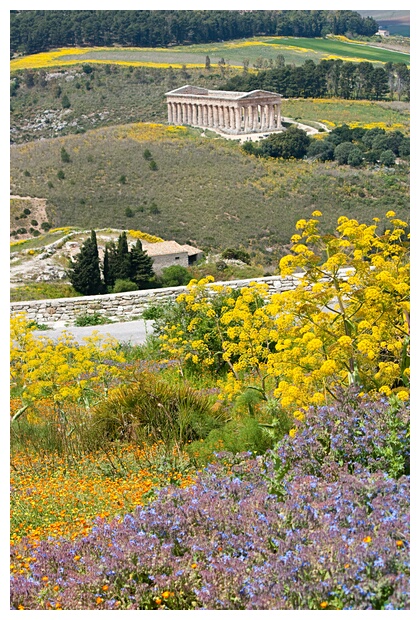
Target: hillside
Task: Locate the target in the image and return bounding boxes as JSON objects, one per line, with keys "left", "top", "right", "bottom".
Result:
{"left": 10, "top": 122, "right": 409, "bottom": 254}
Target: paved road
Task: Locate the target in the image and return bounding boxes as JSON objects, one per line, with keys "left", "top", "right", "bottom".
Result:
{"left": 33, "top": 319, "right": 155, "bottom": 345}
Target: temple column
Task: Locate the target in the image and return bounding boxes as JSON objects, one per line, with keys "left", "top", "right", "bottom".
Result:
{"left": 235, "top": 107, "right": 241, "bottom": 132}
{"left": 220, "top": 106, "right": 225, "bottom": 128}
{"left": 229, "top": 107, "right": 235, "bottom": 131}
{"left": 276, "top": 102, "right": 282, "bottom": 128}
{"left": 269, "top": 104, "right": 275, "bottom": 129}
{"left": 244, "top": 106, "right": 249, "bottom": 133}
{"left": 167, "top": 102, "right": 173, "bottom": 124}
{"left": 252, "top": 105, "right": 258, "bottom": 131}
{"left": 202, "top": 105, "right": 207, "bottom": 126}
{"left": 187, "top": 103, "right": 192, "bottom": 125}
{"left": 197, "top": 104, "right": 203, "bottom": 126}
{"left": 192, "top": 104, "right": 197, "bottom": 125}
{"left": 208, "top": 105, "right": 213, "bottom": 128}
{"left": 181, "top": 103, "right": 187, "bottom": 124}
{"left": 177, "top": 103, "right": 182, "bottom": 125}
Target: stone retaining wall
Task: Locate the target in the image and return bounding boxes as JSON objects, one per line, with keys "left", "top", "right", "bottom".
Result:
{"left": 10, "top": 275, "right": 303, "bottom": 326}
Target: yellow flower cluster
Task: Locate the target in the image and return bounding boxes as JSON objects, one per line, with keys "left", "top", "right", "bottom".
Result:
{"left": 159, "top": 211, "right": 409, "bottom": 413}
{"left": 10, "top": 314, "right": 126, "bottom": 413}
{"left": 128, "top": 230, "right": 164, "bottom": 243}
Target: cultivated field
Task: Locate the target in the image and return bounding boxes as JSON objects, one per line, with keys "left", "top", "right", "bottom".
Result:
{"left": 10, "top": 36, "right": 409, "bottom": 74}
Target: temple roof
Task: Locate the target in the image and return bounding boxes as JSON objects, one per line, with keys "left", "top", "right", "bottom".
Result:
{"left": 165, "top": 85, "right": 281, "bottom": 99}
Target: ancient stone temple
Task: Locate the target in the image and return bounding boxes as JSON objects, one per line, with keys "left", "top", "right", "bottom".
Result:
{"left": 165, "top": 85, "right": 283, "bottom": 135}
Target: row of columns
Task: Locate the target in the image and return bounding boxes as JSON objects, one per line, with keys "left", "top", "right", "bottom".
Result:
{"left": 167, "top": 100, "right": 282, "bottom": 133}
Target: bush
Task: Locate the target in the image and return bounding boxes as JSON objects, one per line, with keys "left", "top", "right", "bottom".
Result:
{"left": 74, "top": 312, "right": 110, "bottom": 326}
{"left": 221, "top": 248, "right": 251, "bottom": 264}
{"left": 61, "top": 94, "right": 71, "bottom": 109}
{"left": 91, "top": 374, "right": 228, "bottom": 448}
{"left": 57, "top": 169, "right": 65, "bottom": 180}
{"left": 306, "top": 140, "right": 335, "bottom": 162}
{"left": 347, "top": 146, "right": 363, "bottom": 167}
{"left": 40, "top": 222, "right": 51, "bottom": 231}
{"left": 23, "top": 170, "right": 30, "bottom": 177}
{"left": 143, "top": 148, "right": 152, "bottom": 160}
{"left": 23, "top": 208, "right": 31, "bottom": 215}
{"left": 149, "top": 159, "right": 158, "bottom": 170}
{"left": 380, "top": 149, "right": 396, "bottom": 167}
{"left": 160, "top": 265, "right": 191, "bottom": 287}
{"left": 119, "top": 175, "right": 127, "bottom": 184}
{"left": 124, "top": 207, "right": 134, "bottom": 217}
{"left": 61, "top": 147, "right": 71, "bottom": 163}
{"left": 260, "top": 125, "right": 310, "bottom": 159}
{"left": 112, "top": 278, "right": 138, "bottom": 293}
{"left": 334, "top": 141, "right": 355, "bottom": 164}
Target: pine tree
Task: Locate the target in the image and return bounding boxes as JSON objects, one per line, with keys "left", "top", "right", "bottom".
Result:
{"left": 67, "top": 230, "right": 104, "bottom": 295}
{"left": 129, "top": 239, "right": 155, "bottom": 289}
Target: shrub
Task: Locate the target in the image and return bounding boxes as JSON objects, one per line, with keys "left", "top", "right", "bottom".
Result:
{"left": 112, "top": 278, "right": 138, "bottom": 293}
{"left": 40, "top": 222, "right": 51, "bottom": 231}
{"left": 221, "top": 248, "right": 251, "bottom": 264}
{"left": 334, "top": 141, "right": 355, "bottom": 164}
{"left": 306, "top": 140, "right": 335, "bottom": 162}
{"left": 347, "top": 146, "right": 363, "bottom": 167}
{"left": 380, "top": 149, "right": 396, "bottom": 167}
{"left": 143, "top": 148, "right": 152, "bottom": 160}
{"left": 74, "top": 312, "right": 109, "bottom": 326}
{"left": 91, "top": 374, "right": 228, "bottom": 448}
{"left": 57, "top": 169, "right": 65, "bottom": 180}
{"left": 149, "top": 202, "right": 160, "bottom": 214}
{"left": 125, "top": 207, "right": 134, "bottom": 217}
{"left": 30, "top": 219, "right": 38, "bottom": 226}
{"left": 61, "top": 147, "right": 71, "bottom": 163}
{"left": 23, "top": 208, "right": 31, "bottom": 215}
{"left": 119, "top": 175, "right": 127, "bottom": 184}
{"left": 160, "top": 265, "right": 191, "bottom": 287}
{"left": 61, "top": 94, "right": 71, "bottom": 109}
{"left": 23, "top": 170, "right": 30, "bottom": 177}
{"left": 260, "top": 126, "right": 310, "bottom": 160}
{"left": 149, "top": 159, "right": 158, "bottom": 170}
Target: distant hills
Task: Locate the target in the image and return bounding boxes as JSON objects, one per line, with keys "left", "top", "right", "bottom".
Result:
{"left": 357, "top": 10, "right": 410, "bottom": 36}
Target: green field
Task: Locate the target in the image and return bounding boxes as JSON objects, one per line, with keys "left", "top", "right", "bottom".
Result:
{"left": 11, "top": 36, "right": 409, "bottom": 75}
{"left": 10, "top": 123, "right": 409, "bottom": 254}
{"left": 281, "top": 99, "right": 409, "bottom": 133}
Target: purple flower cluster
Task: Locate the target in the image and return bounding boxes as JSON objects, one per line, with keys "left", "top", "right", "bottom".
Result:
{"left": 268, "top": 389, "right": 409, "bottom": 484}
{"left": 10, "top": 393, "right": 410, "bottom": 610}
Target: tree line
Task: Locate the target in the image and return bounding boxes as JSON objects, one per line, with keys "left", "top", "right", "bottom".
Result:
{"left": 222, "top": 59, "right": 410, "bottom": 101}
{"left": 10, "top": 10, "right": 378, "bottom": 56}
{"left": 243, "top": 124, "right": 410, "bottom": 168}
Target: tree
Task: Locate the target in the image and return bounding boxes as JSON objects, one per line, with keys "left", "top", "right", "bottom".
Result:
{"left": 205, "top": 55, "right": 211, "bottom": 70}
{"left": 61, "top": 94, "right": 71, "bottom": 109}
{"left": 334, "top": 141, "right": 355, "bottom": 165}
{"left": 129, "top": 239, "right": 155, "bottom": 288}
{"left": 61, "top": 147, "right": 71, "bottom": 163}
{"left": 307, "top": 140, "right": 335, "bottom": 161}
{"left": 380, "top": 150, "right": 396, "bottom": 167}
{"left": 160, "top": 265, "right": 191, "bottom": 287}
{"left": 67, "top": 230, "right": 104, "bottom": 295}
{"left": 114, "top": 231, "right": 131, "bottom": 281}
{"left": 347, "top": 147, "right": 363, "bottom": 167}
{"left": 261, "top": 126, "right": 310, "bottom": 160}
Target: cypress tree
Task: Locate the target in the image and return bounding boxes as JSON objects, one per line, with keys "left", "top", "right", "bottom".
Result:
{"left": 113, "top": 232, "right": 131, "bottom": 281}
{"left": 129, "top": 239, "right": 155, "bottom": 288}
{"left": 68, "top": 230, "right": 104, "bottom": 295}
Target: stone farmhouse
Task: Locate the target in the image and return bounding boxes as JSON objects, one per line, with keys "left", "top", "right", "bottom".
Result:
{"left": 166, "top": 85, "right": 283, "bottom": 135}
{"left": 141, "top": 240, "right": 203, "bottom": 274}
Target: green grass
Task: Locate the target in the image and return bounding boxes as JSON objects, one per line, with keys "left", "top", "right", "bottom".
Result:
{"left": 10, "top": 282, "right": 81, "bottom": 302}
{"left": 281, "top": 99, "right": 409, "bottom": 133}
{"left": 10, "top": 122, "right": 409, "bottom": 254}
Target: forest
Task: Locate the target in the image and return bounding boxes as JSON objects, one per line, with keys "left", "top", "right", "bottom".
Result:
{"left": 222, "top": 59, "right": 410, "bottom": 101}
{"left": 10, "top": 10, "right": 378, "bottom": 56}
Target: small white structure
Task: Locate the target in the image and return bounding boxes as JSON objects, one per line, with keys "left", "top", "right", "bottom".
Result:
{"left": 376, "top": 28, "right": 390, "bottom": 37}
{"left": 141, "top": 240, "right": 203, "bottom": 274}
{"left": 166, "top": 85, "right": 283, "bottom": 135}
